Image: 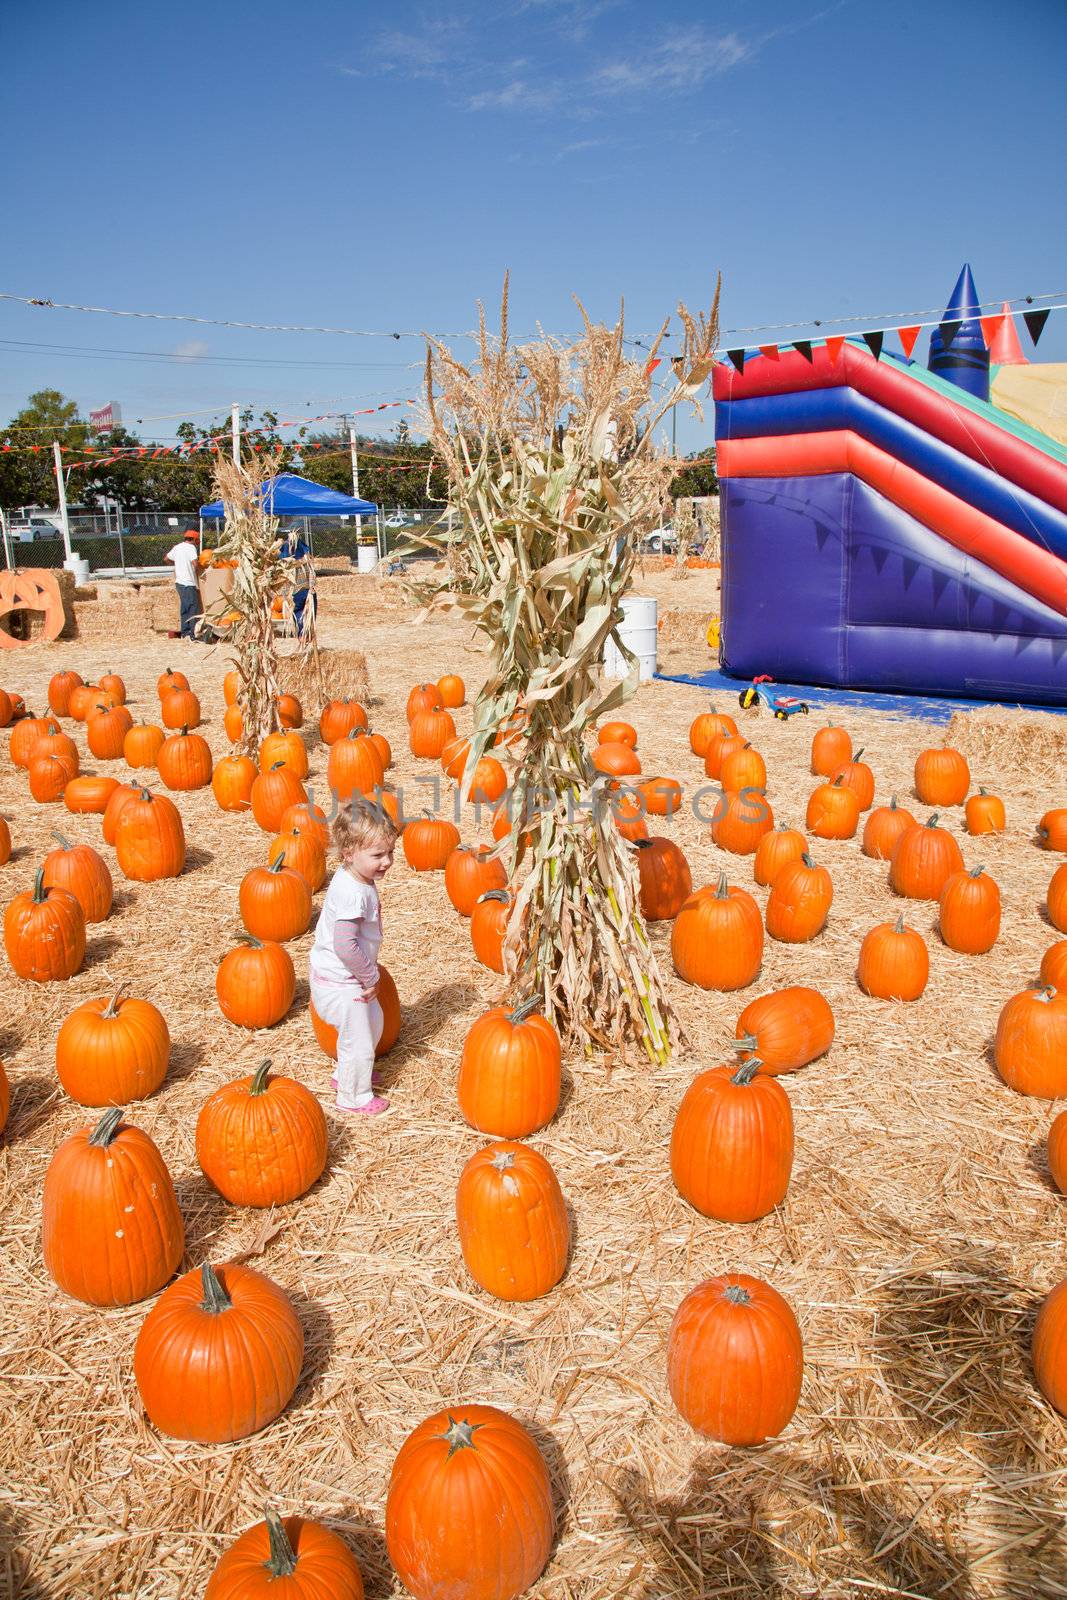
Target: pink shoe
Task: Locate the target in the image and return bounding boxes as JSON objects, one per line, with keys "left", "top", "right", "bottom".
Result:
{"left": 337, "top": 1095, "right": 391, "bottom": 1117}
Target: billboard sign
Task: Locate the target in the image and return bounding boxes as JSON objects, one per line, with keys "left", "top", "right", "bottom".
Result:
{"left": 89, "top": 402, "right": 122, "bottom": 434}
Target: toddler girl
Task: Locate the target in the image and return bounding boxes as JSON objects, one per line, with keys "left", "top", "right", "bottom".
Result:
{"left": 310, "top": 803, "right": 398, "bottom": 1116}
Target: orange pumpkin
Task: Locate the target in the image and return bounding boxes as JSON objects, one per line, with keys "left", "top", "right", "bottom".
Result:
{"left": 667, "top": 1274, "right": 803, "bottom": 1444}
{"left": 711, "top": 788, "right": 774, "bottom": 854}
{"left": 1038, "top": 809, "right": 1067, "bottom": 852}
{"left": 42, "top": 833, "right": 113, "bottom": 922}
{"left": 161, "top": 687, "right": 201, "bottom": 730}
{"left": 965, "top": 788, "right": 1006, "bottom": 835}
{"left": 634, "top": 836, "right": 692, "bottom": 921}
{"left": 402, "top": 813, "right": 460, "bottom": 871}
{"left": 86, "top": 702, "right": 134, "bottom": 761}
{"left": 114, "top": 789, "right": 186, "bottom": 881}
{"left": 98, "top": 672, "right": 126, "bottom": 706}
{"left": 732, "top": 986, "right": 835, "bottom": 1075}
{"left": 409, "top": 706, "right": 457, "bottom": 759}
{"left": 994, "top": 987, "right": 1067, "bottom": 1098}
{"left": 0, "top": 816, "right": 9, "bottom": 867}
{"left": 10, "top": 714, "right": 52, "bottom": 768}
{"left": 689, "top": 706, "right": 738, "bottom": 758}
{"left": 753, "top": 824, "right": 807, "bottom": 887}
{"left": 124, "top": 723, "right": 165, "bottom": 769}
{"left": 637, "top": 776, "right": 682, "bottom": 817}
{"left": 456, "top": 1141, "right": 569, "bottom": 1302}
{"left": 806, "top": 775, "right": 861, "bottom": 841}
{"left": 1049, "top": 863, "right": 1067, "bottom": 934}
{"left": 3, "top": 869, "right": 85, "bottom": 981}
{"left": 101, "top": 780, "right": 142, "bottom": 845}
{"left": 197, "top": 1059, "right": 327, "bottom": 1207}
{"left": 810, "top": 724, "right": 852, "bottom": 777}
{"left": 28, "top": 752, "right": 75, "bottom": 804}
{"left": 672, "top": 873, "right": 763, "bottom": 991}
{"left": 1032, "top": 1278, "right": 1067, "bottom": 1417}
{"left": 598, "top": 720, "right": 638, "bottom": 749}
{"left": 444, "top": 843, "right": 506, "bottom": 916}
{"left": 47, "top": 669, "right": 84, "bottom": 718}
{"left": 157, "top": 668, "right": 189, "bottom": 699}
{"left": 212, "top": 753, "right": 256, "bottom": 813}
{"left": 259, "top": 728, "right": 308, "bottom": 780}
{"left": 64, "top": 774, "right": 119, "bottom": 816}
{"left": 831, "top": 748, "right": 875, "bottom": 810}
{"left": 914, "top": 744, "right": 970, "bottom": 807}
{"left": 223, "top": 704, "right": 244, "bottom": 743}
{"left": 276, "top": 693, "right": 303, "bottom": 730}
{"left": 157, "top": 728, "right": 213, "bottom": 791}
{"left": 268, "top": 827, "right": 327, "bottom": 892}
{"left": 1040, "top": 941, "right": 1067, "bottom": 991}
{"left": 720, "top": 743, "right": 767, "bottom": 794}
{"left": 591, "top": 740, "right": 641, "bottom": 777}
{"left": 703, "top": 731, "right": 745, "bottom": 780}
{"left": 670, "top": 1059, "right": 793, "bottom": 1222}
{"left": 765, "top": 852, "right": 832, "bottom": 943}
{"left": 309, "top": 965, "right": 400, "bottom": 1061}
{"left": 436, "top": 673, "right": 465, "bottom": 708}
{"left": 55, "top": 990, "right": 169, "bottom": 1105}
{"left": 939, "top": 865, "right": 1001, "bottom": 954}
{"left": 280, "top": 801, "right": 330, "bottom": 852}
{"left": 889, "top": 814, "right": 965, "bottom": 900}
{"left": 251, "top": 763, "right": 306, "bottom": 833}
{"left": 1048, "top": 1109, "right": 1067, "bottom": 1195}
{"left": 857, "top": 914, "right": 929, "bottom": 1001}
{"left": 440, "top": 735, "right": 471, "bottom": 781}
{"left": 319, "top": 698, "right": 368, "bottom": 745}
{"left": 467, "top": 755, "right": 507, "bottom": 806}
{"left": 68, "top": 685, "right": 100, "bottom": 723}
{"left": 862, "top": 796, "right": 916, "bottom": 859}
{"left": 457, "top": 999, "right": 560, "bottom": 1138}
{"left": 327, "top": 729, "right": 385, "bottom": 802}
{"left": 223, "top": 668, "right": 240, "bottom": 707}
{"left": 239, "top": 856, "right": 312, "bottom": 943}
{"left": 405, "top": 682, "right": 443, "bottom": 722}
{"left": 471, "top": 889, "right": 512, "bottom": 973}
{"left": 205, "top": 1510, "right": 364, "bottom": 1600}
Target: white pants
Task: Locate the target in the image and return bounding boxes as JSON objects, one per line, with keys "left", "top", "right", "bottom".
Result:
{"left": 311, "top": 972, "right": 384, "bottom": 1108}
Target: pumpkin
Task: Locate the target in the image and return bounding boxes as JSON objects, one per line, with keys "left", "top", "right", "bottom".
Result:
{"left": 205, "top": 1510, "right": 364, "bottom": 1600}
{"left": 4, "top": 869, "right": 85, "bottom": 981}
{"left": 711, "top": 788, "right": 774, "bottom": 854}
{"left": 327, "top": 729, "right": 385, "bottom": 802}
{"left": 28, "top": 753, "right": 75, "bottom": 804}
{"left": 87, "top": 702, "right": 134, "bottom": 760}
{"left": 280, "top": 800, "right": 330, "bottom": 851}
{"left": 810, "top": 724, "right": 852, "bottom": 776}
{"left": 857, "top": 915, "right": 929, "bottom": 1001}
{"left": 965, "top": 788, "right": 1006, "bottom": 835}
{"left": 493, "top": 707, "right": 528, "bottom": 748}
{"left": 68, "top": 685, "right": 100, "bottom": 723}
{"left": 667, "top": 1274, "right": 803, "bottom": 1444}
{"left": 56, "top": 988, "right": 169, "bottom": 1105}
{"left": 197, "top": 1059, "right": 327, "bottom": 1207}
{"left": 732, "top": 986, "right": 835, "bottom": 1075}
{"left": 217, "top": 937, "right": 295, "bottom": 1029}
{"left": 437, "top": 673, "right": 465, "bottom": 708}
{"left": 0, "top": 1058, "right": 7, "bottom": 1132}
{"left": 133, "top": 1261, "right": 304, "bottom": 1442}
{"left": 386, "top": 1404, "right": 554, "bottom": 1600}
{"left": 239, "top": 856, "right": 313, "bottom": 943}
{"left": 1038, "top": 809, "right": 1067, "bottom": 852}
{"left": 993, "top": 987, "right": 1067, "bottom": 1098}
{"left": 445, "top": 843, "right": 507, "bottom": 916}
{"left": 319, "top": 697, "right": 368, "bottom": 745}
{"left": 440, "top": 735, "right": 471, "bottom": 780}
{"left": 157, "top": 667, "right": 189, "bottom": 699}
{"left": 605, "top": 782, "right": 648, "bottom": 843}
{"left": 42, "top": 832, "right": 113, "bottom": 922}
{"left": 374, "top": 786, "right": 405, "bottom": 833}
{"left": 223, "top": 668, "right": 240, "bottom": 707}
{"left": 467, "top": 755, "right": 508, "bottom": 805}
{"left": 765, "top": 852, "right": 833, "bottom": 943}
{"left": 114, "top": 788, "right": 186, "bottom": 881}
{"left": 124, "top": 722, "right": 165, "bottom": 769}
{"left": 98, "top": 671, "right": 126, "bottom": 706}
{"left": 471, "top": 889, "right": 512, "bottom": 973}
{"left": 831, "top": 748, "right": 875, "bottom": 810}
{"left": 277, "top": 693, "right": 303, "bottom": 730}
{"left": 161, "top": 686, "right": 201, "bottom": 730}
{"left": 457, "top": 998, "right": 561, "bottom": 1138}
{"left": 10, "top": 714, "right": 51, "bottom": 768}
{"left": 7, "top": 692, "right": 26, "bottom": 720}
{"left": 42, "top": 1107, "right": 183, "bottom": 1304}
{"left": 224, "top": 704, "right": 244, "bottom": 743}
{"left": 1048, "top": 1110, "right": 1067, "bottom": 1195}
{"left": 157, "top": 727, "right": 213, "bottom": 791}
{"left": 938, "top": 865, "right": 1001, "bottom": 954}
{"left": 1041, "top": 942, "right": 1067, "bottom": 992}
{"left": 409, "top": 706, "right": 457, "bottom": 759}
{"left": 862, "top": 796, "right": 916, "bottom": 859}
{"left": 637, "top": 776, "right": 682, "bottom": 817}
{"left": 598, "top": 719, "right": 638, "bottom": 749}
{"left": 889, "top": 814, "right": 965, "bottom": 900}
{"left": 64, "top": 774, "right": 119, "bottom": 815}
{"left": 592, "top": 740, "right": 641, "bottom": 777}
{"left": 634, "top": 836, "right": 692, "bottom": 921}
{"left": 366, "top": 729, "right": 392, "bottom": 771}
{"left": 47, "top": 669, "right": 83, "bottom": 717}
{"left": 754, "top": 824, "right": 807, "bottom": 887}
{"left": 806, "top": 775, "right": 861, "bottom": 841}
{"left": 671, "top": 1058, "right": 793, "bottom": 1222}
{"left": 1032, "top": 1277, "right": 1067, "bottom": 1418}
{"left": 703, "top": 731, "right": 745, "bottom": 780}
{"left": 0, "top": 816, "right": 9, "bottom": 867}
{"left": 915, "top": 745, "right": 970, "bottom": 807}
{"left": 102, "top": 780, "right": 143, "bottom": 844}
{"left": 260, "top": 729, "right": 309, "bottom": 780}
{"left": 721, "top": 743, "right": 767, "bottom": 794}
{"left": 456, "top": 1141, "right": 569, "bottom": 1301}
{"left": 213, "top": 753, "right": 257, "bottom": 813}
{"left": 406, "top": 682, "right": 443, "bottom": 721}
{"left": 310, "top": 963, "right": 400, "bottom": 1061}
{"left": 0, "top": 689, "right": 11, "bottom": 728}
{"left": 33, "top": 719, "right": 79, "bottom": 772}
{"left": 268, "top": 827, "right": 326, "bottom": 892}
{"left": 672, "top": 873, "right": 763, "bottom": 990}
{"left": 1050, "top": 864, "right": 1067, "bottom": 935}
{"left": 689, "top": 706, "right": 738, "bottom": 757}
{"left": 251, "top": 762, "right": 306, "bottom": 833}
{"left": 402, "top": 813, "right": 460, "bottom": 871}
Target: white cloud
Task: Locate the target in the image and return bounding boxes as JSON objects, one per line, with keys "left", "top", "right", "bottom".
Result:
{"left": 172, "top": 340, "right": 209, "bottom": 361}
{"left": 467, "top": 78, "right": 561, "bottom": 112}
{"left": 595, "top": 26, "right": 751, "bottom": 94}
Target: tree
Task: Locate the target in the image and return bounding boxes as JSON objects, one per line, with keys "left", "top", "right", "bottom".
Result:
{"left": 0, "top": 390, "right": 88, "bottom": 510}
{"left": 297, "top": 436, "right": 448, "bottom": 509}
{"left": 669, "top": 450, "right": 718, "bottom": 501}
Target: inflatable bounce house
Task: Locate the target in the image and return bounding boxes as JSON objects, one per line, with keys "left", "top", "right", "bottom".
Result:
{"left": 714, "top": 266, "right": 1067, "bottom": 706}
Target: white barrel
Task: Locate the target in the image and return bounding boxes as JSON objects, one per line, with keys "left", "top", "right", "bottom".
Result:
{"left": 356, "top": 544, "right": 378, "bottom": 574}
{"left": 64, "top": 554, "right": 90, "bottom": 585}
{"left": 604, "top": 594, "right": 658, "bottom": 681}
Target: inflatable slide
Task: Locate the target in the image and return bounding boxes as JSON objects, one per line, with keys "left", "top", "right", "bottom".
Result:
{"left": 714, "top": 268, "right": 1067, "bottom": 706}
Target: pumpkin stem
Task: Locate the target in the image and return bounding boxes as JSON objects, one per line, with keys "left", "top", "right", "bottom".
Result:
{"left": 730, "top": 1057, "right": 763, "bottom": 1085}
{"left": 729, "top": 1033, "right": 757, "bottom": 1053}
{"left": 634, "top": 838, "right": 652, "bottom": 852}
{"left": 51, "top": 830, "right": 73, "bottom": 852}
{"left": 925, "top": 814, "right": 940, "bottom": 828}
{"left": 722, "top": 1283, "right": 752, "bottom": 1306}
{"left": 801, "top": 852, "right": 815, "bottom": 868}
{"left": 714, "top": 871, "right": 729, "bottom": 899}
{"left": 263, "top": 1509, "right": 299, "bottom": 1578}
{"left": 102, "top": 984, "right": 130, "bottom": 1019}
{"left": 478, "top": 889, "right": 511, "bottom": 905}
{"left": 270, "top": 761, "right": 288, "bottom": 771}
{"left": 268, "top": 854, "right": 286, "bottom": 873}
{"left": 853, "top": 748, "right": 865, "bottom": 760}
{"left": 32, "top": 867, "right": 47, "bottom": 904}
{"left": 250, "top": 1060, "right": 272, "bottom": 1096}
{"left": 894, "top": 914, "right": 906, "bottom": 933}
{"left": 200, "top": 1263, "right": 232, "bottom": 1315}
{"left": 490, "top": 1149, "right": 516, "bottom": 1173}
{"left": 139, "top": 788, "right": 152, "bottom": 801}
{"left": 978, "top": 787, "right": 987, "bottom": 796}
{"left": 832, "top": 775, "right": 845, "bottom": 787}
{"left": 88, "top": 1107, "right": 125, "bottom": 1147}
{"left": 1036, "top": 987, "right": 1055, "bottom": 1005}
{"left": 968, "top": 865, "right": 985, "bottom": 879}
{"left": 441, "top": 1414, "right": 483, "bottom": 1458}
{"left": 237, "top": 934, "right": 265, "bottom": 948}
{"left": 507, "top": 993, "right": 543, "bottom": 1025}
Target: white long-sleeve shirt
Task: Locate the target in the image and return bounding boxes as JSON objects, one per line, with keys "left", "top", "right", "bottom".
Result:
{"left": 310, "top": 867, "right": 381, "bottom": 988}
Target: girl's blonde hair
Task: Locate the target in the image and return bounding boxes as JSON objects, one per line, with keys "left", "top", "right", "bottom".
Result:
{"left": 332, "top": 797, "right": 399, "bottom": 859}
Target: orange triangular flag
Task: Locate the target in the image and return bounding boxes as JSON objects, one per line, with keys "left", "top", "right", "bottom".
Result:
{"left": 897, "top": 325, "right": 921, "bottom": 359}
{"left": 825, "top": 336, "right": 845, "bottom": 364}
{"left": 759, "top": 344, "right": 781, "bottom": 362}
{"left": 988, "top": 301, "right": 1028, "bottom": 365}
{"left": 980, "top": 313, "right": 1005, "bottom": 350}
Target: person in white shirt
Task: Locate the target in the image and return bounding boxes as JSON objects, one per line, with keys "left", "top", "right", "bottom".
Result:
{"left": 310, "top": 802, "right": 398, "bottom": 1116}
{"left": 164, "top": 528, "right": 203, "bottom": 640}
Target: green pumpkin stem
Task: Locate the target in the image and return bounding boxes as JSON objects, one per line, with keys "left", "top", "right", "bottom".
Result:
{"left": 51, "top": 830, "right": 73, "bottom": 852}
{"left": 925, "top": 814, "right": 940, "bottom": 828}
{"left": 715, "top": 871, "right": 729, "bottom": 899}
{"left": 507, "top": 993, "right": 543, "bottom": 1025}
{"left": 88, "top": 1107, "right": 125, "bottom": 1147}
{"left": 263, "top": 1509, "right": 299, "bottom": 1578}
{"left": 102, "top": 984, "right": 130, "bottom": 1020}
{"left": 894, "top": 914, "right": 906, "bottom": 934}
{"left": 441, "top": 1413, "right": 483, "bottom": 1458}
{"left": 730, "top": 1056, "right": 763, "bottom": 1086}
{"left": 722, "top": 1283, "right": 752, "bottom": 1306}
{"left": 250, "top": 1060, "right": 272, "bottom": 1096}
{"left": 32, "top": 867, "right": 47, "bottom": 904}
{"left": 268, "top": 854, "right": 286, "bottom": 873}
{"left": 200, "top": 1263, "right": 232, "bottom": 1315}
{"left": 801, "top": 852, "right": 815, "bottom": 868}
{"left": 968, "top": 865, "right": 985, "bottom": 879}
{"left": 729, "top": 1033, "right": 757, "bottom": 1053}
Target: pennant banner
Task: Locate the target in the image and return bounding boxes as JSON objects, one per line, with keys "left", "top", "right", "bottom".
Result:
{"left": 979, "top": 313, "right": 1005, "bottom": 349}
{"left": 793, "top": 340, "right": 813, "bottom": 362}
{"left": 825, "top": 336, "right": 845, "bottom": 364}
{"left": 1024, "top": 308, "right": 1050, "bottom": 346}
{"left": 897, "top": 325, "right": 921, "bottom": 359}
{"left": 726, "top": 349, "right": 746, "bottom": 374}
{"left": 862, "top": 331, "right": 884, "bottom": 360}
{"left": 939, "top": 319, "right": 962, "bottom": 349}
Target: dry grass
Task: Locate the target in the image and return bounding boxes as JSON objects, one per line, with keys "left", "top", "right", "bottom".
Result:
{"left": 275, "top": 647, "right": 370, "bottom": 712}
{"left": 947, "top": 706, "right": 1067, "bottom": 787}
{"left": 0, "top": 610, "right": 1065, "bottom": 1597}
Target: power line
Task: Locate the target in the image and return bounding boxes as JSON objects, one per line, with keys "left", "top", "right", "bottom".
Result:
{"left": 0, "top": 336, "right": 418, "bottom": 371}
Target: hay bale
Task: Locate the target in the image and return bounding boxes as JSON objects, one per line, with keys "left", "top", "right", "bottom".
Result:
{"left": 149, "top": 588, "right": 179, "bottom": 632}
{"left": 658, "top": 607, "right": 712, "bottom": 646}
{"left": 275, "top": 646, "right": 370, "bottom": 709}
{"left": 73, "top": 595, "right": 158, "bottom": 641}
{"left": 946, "top": 706, "right": 1067, "bottom": 785}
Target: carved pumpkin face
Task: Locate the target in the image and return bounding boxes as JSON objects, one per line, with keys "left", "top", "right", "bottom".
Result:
{"left": 0, "top": 569, "right": 66, "bottom": 648}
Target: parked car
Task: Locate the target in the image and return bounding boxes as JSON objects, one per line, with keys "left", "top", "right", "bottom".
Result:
{"left": 641, "top": 526, "right": 678, "bottom": 554}
{"left": 8, "top": 514, "right": 63, "bottom": 542}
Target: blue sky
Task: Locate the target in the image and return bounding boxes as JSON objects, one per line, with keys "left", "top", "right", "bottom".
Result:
{"left": 4, "top": 0, "right": 1065, "bottom": 456}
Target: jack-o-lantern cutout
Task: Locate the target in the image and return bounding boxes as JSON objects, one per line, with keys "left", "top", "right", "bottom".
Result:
{"left": 0, "top": 570, "right": 67, "bottom": 648}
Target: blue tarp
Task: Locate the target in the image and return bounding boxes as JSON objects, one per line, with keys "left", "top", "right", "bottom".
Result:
{"left": 200, "top": 472, "right": 377, "bottom": 519}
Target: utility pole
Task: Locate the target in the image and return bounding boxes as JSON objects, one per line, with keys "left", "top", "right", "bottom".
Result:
{"left": 53, "top": 441, "right": 73, "bottom": 563}
{"left": 231, "top": 402, "right": 240, "bottom": 465}
{"left": 349, "top": 427, "right": 363, "bottom": 542}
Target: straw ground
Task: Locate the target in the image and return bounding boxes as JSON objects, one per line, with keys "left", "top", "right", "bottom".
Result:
{"left": 0, "top": 606, "right": 1065, "bottom": 1597}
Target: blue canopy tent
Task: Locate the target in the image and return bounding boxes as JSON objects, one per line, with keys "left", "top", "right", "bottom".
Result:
{"left": 200, "top": 471, "right": 379, "bottom": 561}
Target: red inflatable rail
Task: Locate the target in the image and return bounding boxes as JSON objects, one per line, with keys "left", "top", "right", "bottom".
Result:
{"left": 717, "top": 430, "right": 1067, "bottom": 616}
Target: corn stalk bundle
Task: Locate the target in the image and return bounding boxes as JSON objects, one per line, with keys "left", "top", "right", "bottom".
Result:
{"left": 672, "top": 496, "right": 696, "bottom": 580}
{"left": 413, "top": 276, "right": 720, "bottom": 1062}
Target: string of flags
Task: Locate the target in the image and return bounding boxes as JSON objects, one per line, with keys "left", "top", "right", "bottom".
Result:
{"left": 723, "top": 305, "right": 1057, "bottom": 376}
